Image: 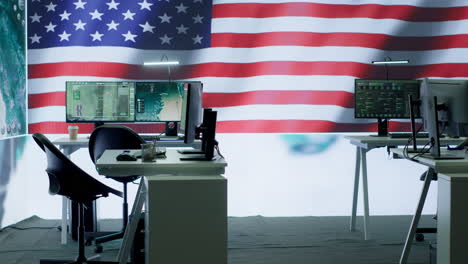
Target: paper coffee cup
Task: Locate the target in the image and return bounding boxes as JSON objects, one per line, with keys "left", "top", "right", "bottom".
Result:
{"left": 68, "top": 126, "right": 79, "bottom": 140}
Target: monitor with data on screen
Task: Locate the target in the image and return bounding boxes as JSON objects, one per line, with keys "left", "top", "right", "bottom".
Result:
{"left": 66, "top": 81, "right": 135, "bottom": 123}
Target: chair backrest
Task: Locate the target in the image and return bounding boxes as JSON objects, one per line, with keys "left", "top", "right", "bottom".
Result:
{"left": 88, "top": 125, "right": 146, "bottom": 164}
{"left": 32, "top": 133, "right": 122, "bottom": 202}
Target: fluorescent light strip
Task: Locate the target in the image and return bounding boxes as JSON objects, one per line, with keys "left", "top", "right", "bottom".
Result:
{"left": 371, "top": 60, "right": 409, "bottom": 65}
{"left": 143, "top": 61, "right": 180, "bottom": 66}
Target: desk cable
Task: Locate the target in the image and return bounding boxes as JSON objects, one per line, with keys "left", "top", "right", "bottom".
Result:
{"left": 214, "top": 140, "right": 225, "bottom": 159}
{"left": 403, "top": 125, "right": 433, "bottom": 160}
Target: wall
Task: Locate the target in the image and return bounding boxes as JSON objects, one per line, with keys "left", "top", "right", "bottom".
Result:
{"left": 1, "top": 133, "right": 437, "bottom": 228}
{"left": 1, "top": 136, "right": 29, "bottom": 227}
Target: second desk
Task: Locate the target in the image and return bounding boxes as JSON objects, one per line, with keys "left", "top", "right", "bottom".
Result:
{"left": 344, "top": 135, "right": 463, "bottom": 240}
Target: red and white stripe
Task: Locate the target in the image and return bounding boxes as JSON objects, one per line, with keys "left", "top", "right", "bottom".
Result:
{"left": 28, "top": 1, "right": 468, "bottom": 133}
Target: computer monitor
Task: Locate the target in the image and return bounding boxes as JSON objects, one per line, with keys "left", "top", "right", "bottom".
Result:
{"left": 66, "top": 81, "right": 135, "bottom": 123}
{"left": 354, "top": 79, "right": 421, "bottom": 136}
{"left": 134, "top": 82, "right": 185, "bottom": 122}
{"left": 180, "top": 82, "right": 203, "bottom": 144}
{"left": 420, "top": 78, "right": 468, "bottom": 158}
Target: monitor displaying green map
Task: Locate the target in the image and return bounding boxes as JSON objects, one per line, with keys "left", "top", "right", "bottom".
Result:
{"left": 66, "top": 82, "right": 135, "bottom": 122}
{"left": 135, "top": 82, "right": 185, "bottom": 122}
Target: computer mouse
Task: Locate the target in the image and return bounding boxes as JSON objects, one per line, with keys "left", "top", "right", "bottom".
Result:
{"left": 116, "top": 153, "right": 137, "bottom": 161}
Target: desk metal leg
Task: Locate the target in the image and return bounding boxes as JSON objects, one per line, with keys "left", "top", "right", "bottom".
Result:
{"left": 61, "top": 197, "right": 67, "bottom": 244}
{"left": 118, "top": 179, "right": 146, "bottom": 264}
{"left": 60, "top": 146, "right": 72, "bottom": 245}
{"left": 399, "top": 168, "right": 434, "bottom": 264}
{"left": 350, "top": 146, "right": 361, "bottom": 232}
{"left": 361, "top": 148, "right": 370, "bottom": 240}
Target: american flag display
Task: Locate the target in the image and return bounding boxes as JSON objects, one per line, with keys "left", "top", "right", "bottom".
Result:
{"left": 28, "top": 0, "right": 468, "bottom": 134}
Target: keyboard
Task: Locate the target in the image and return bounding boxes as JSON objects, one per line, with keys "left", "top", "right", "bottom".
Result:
{"left": 388, "top": 132, "right": 429, "bottom": 138}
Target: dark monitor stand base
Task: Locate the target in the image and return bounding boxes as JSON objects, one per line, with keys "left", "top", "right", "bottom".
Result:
{"left": 405, "top": 148, "right": 465, "bottom": 159}
{"left": 177, "top": 150, "right": 215, "bottom": 161}
{"left": 369, "top": 118, "right": 389, "bottom": 137}
{"left": 180, "top": 155, "right": 215, "bottom": 161}
{"left": 405, "top": 148, "right": 427, "bottom": 154}
{"left": 178, "top": 149, "right": 204, "bottom": 155}
{"left": 422, "top": 152, "right": 465, "bottom": 160}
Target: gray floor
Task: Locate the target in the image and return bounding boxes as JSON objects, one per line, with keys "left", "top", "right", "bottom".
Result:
{"left": 0, "top": 215, "right": 436, "bottom": 264}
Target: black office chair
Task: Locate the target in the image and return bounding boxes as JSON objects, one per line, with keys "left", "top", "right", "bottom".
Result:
{"left": 32, "top": 133, "right": 122, "bottom": 264}
{"left": 88, "top": 125, "right": 146, "bottom": 252}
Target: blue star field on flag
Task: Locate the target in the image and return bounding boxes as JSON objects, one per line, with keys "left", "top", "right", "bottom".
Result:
{"left": 28, "top": 0, "right": 212, "bottom": 50}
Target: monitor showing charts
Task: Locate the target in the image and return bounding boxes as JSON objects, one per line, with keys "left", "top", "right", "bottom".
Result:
{"left": 354, "top": 79, "right": 421, "bottom": 119}
{"left": 66, "top": 81, "right": 192, "bottom": 123}
{"left": 66, "top": 82, "right": 135, "bottom": 122}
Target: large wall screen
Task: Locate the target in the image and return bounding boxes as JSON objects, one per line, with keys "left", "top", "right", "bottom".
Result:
{"left": 0, "top": 1, "right": 27, "bottom": 138}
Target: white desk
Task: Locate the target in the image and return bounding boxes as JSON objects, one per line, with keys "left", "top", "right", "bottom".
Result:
{"left": 95, "top": 149, "right": 228, "bottom": 264}
{"left": 52, "top": 136, "right": 201, "bottom": 245}
{"left": 95, "top": 149, "right": 226, "bottom": 177}
{"left": 392, "top": 148, "right": 468, "bottom": 264}
{"left": 344, "top": 136, "right": 464, "bottom": 240}
{"left": 53, "top": 136, "right": 201, "bottom": 156}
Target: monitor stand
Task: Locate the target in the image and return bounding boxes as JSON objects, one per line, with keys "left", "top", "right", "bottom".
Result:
{"left": 408, "top": 95, "right": 419, "bottom": 151}
{"left": 405, "top": 148, "right": 425, "bottom": 154}
{"left": 377, "top": 118, "right": 388, "bottom": 136}
{"left": 423, "top": 153, "right": 465, "bottom": 160}
{"left": 370, "top": 118, "right": 388, "bottom": 137}
{"left": 94, "top": 122, "right": 104, "bottom": 129}
{"left": 178, "top": 149, "right": 204, "bottom": 155}
{"left": 179, "top": 154, "right": 215, "bottom": 161}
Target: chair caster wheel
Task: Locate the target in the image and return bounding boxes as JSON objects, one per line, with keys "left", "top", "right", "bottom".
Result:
{"left": 95, "top": 245, "right": 103, "bottom": 253}
{"left": 415, "top": 233, "right": 425, "bottom": 242}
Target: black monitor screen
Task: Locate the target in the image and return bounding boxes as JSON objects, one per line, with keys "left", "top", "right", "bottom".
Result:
{"left": 135, "top": 82, "right": 185, "bottom": 122}
{"left": 66, "top": 81, "right": 135, "bottom": 122}
{"left": 354, "top": 80, "right": 421, "bottom": 119}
